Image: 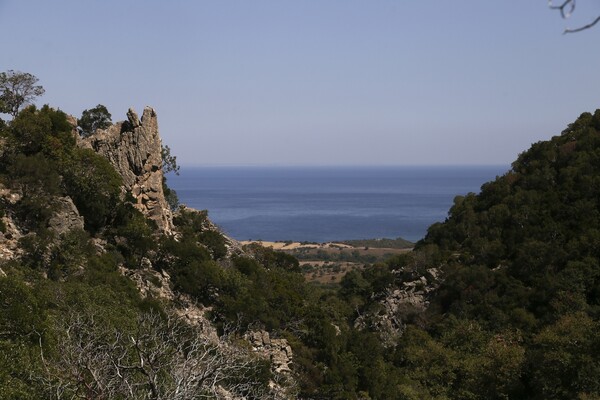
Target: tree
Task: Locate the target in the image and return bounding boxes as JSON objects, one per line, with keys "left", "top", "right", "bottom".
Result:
{"left": 161, "top": 145, "right": 180, "bottom": 175}
{"left": 161, "top": 145, "right": 180, "bottom": 210}
{"left": 78, "top": 104, "right": 112, "bottom": 137}
{"left": 0, "top": 70, "right": 45, "bottom": 118}
{"left": 62, "top": 148, "right": 123, "bottom": 233}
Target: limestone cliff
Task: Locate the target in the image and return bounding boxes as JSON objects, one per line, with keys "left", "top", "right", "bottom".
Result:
{"left": 80, "top": 107, "right": 173, "bottom": 233}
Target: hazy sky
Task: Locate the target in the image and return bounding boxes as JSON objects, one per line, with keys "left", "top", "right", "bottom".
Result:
{"left": 2, "top": 1, "right": 600, "bottom": 166}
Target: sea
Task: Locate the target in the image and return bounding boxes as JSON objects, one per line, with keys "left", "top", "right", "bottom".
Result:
{"left": 168, "top": 166, "right": 508, "bottom": 243}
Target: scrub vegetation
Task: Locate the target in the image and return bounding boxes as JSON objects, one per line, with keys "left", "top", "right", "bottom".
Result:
{"left": 1, "top": 73, "right": 599, "bottom": 399}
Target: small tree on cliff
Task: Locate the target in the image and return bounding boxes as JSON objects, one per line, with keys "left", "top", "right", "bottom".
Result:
{"left": 78, "top": 104, "right": 112, "bottom": 137}
{"left": 161, "top": 145, "right": 180, "bottom": 211}
{"left": 0, "top": 70, "right": 45, "bottom": 118}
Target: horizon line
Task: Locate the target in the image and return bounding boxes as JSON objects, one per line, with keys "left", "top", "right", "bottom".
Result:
{"left": 176, "top": 163, "right": 510, "bottom": 169}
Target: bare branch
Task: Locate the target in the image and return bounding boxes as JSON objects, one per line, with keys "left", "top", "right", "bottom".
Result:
{"left": 549, "top": 0, "right": 576, "bottom": 18}
{"left": 37, "top": 310, "right": 272, "bottom": 399}
{"left": 549, "top": 0, "right": 600, "bottom": 33}
{"left": 564, "top": 15, "right": 600, "bottom": 33}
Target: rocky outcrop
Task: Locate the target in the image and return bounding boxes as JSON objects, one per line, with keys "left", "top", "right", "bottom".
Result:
{"left": 120, "top": 261, "right": 175, "bottom": 301}
{"left": 80, "top": 107, "right": 172, "bottom": 233}
{"left": 48, "top": 197, "right": 85, "bottom": 236}
{"left": 246, "top": 330, "right": 293, "bottom": 374}
{"left": 354, "top": 267, "right": 441, "bottom": 347}
{"left": 120, "top": 261, "right": 221, "bottom": 343}
{"left": 0, "top": 185, "right": 22, "bottom": 262}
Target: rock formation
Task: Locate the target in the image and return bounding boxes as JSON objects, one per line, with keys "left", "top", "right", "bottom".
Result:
{"left": 0, "top": 184, "right": 23, "bottom": 262}
{"left": 246, "top": 330, "right": 293, "bottom": 374}
{"left": 48, "top": 197, "right": 85, "bottom": 236}
{"left": 354, "top": 267, "right": 441, "bottom": 347}
{"left": 80, "top": 107, "right": 173, "bottom": 233}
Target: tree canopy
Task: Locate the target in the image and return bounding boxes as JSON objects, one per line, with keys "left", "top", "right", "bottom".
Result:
{"left": 0, "top": 70, "right": 45, "bottom": 118}
{"left": 78, "top": 104, "right": 112, "bottom": 137}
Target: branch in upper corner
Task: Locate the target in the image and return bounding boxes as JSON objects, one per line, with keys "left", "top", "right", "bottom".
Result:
{"left": 549, "top": 0, "right": 576, "bottom": 18}
{"left": 563, "top": 15, "right": 600, "bottom": 33}
{"left": 549, "top": 0, "right": 600, "bottom": 33}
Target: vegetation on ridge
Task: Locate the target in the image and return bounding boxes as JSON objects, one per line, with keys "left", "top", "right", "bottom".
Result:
{"left": 1, "top": 72, "right": 599, "bottom": 399}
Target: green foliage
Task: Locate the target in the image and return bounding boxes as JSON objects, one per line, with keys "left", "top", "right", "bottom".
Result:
{"left": 156, "top": 235, "right": 215, "bottom": 302}
{"left": 111, "top": 201, "right": 157, "bottom": 268}
{"left": 78, "top": 104, "right": 111, "bottom": 137}
{"left": 5, "top": 96, "right": 600, "bottom": 398}
{"left": 220, "top": 256, "right": 309, "bottom": 330}
{"left": 0, "top": 105, "right": 119, "bottom": 233}
{"left": 244, "top": 243, "right": 301, "bottom": 272}
{"left": 391, "top": 109, "right": 600, "bottom": 399}
{"left": 161, "top": 145, "right": 180, "bottom": 210}
{"left": 3, "top": 104, "right": 73, "bottom": 157}
{"left": 530, "top": 313, "right": 600, "bottom": 399}
{"left": 61, "top": 148, "right": 123, "bottom": 233}
{"left": 342, "top": 236, "right": 414, "bottom": 249}
{"left": 47, "top": 229, "right": 95, "bottom": 280}
{"left": 173, "top": 207, "right": 208, "bottom": 232}
{"left": 161, "top": 144, "right": 180, "bottom": 175}
{"left": 198, "top": 229, "right": 228, "bottom": 260}
{"left": 0, "top": 276, "right": 45, "bottom": 339}
{"left": 7, "top": 154, "right": 61, "bottom": 231}
{"left": 162, "top": 175, "right": 179, "bottom": 211}
{"left": 0, "top": 340, "right": 44, "bottom": 399}
{"left": 0, "top": 276, "right": 47, "bottom": 397}
{"left": 18, "top": 229, "right": 55, "bottom": 269}
{"left": 5, "top": 105, "right": 51, "bottom": 155}
{"left": 172, "top": 208, "right": 228, "bottom": 260}
{"left": 8, "top": 153, "right": 61, "bottom": 197}
{"left": 416, "top": 110, "right": 600, "bottom": 322}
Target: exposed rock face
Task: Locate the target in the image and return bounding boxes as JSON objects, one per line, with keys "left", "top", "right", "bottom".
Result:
{"left": 354, "top": 267, "right": 441, "bottom": 347}
{"left": 0, "top": 184, "right": 23, "bottom": 262}
{"left": 121, "top": 261, "right": 175, "bottom": 301}
{"left": 121, "top": 261, "right": 220, "bottom": 343}
{"left": 0, "top": 180, "right": 86, "bottom": 263}
{"left": 0, "top": 215, "right": 22, "bottom": 263}
{"left": 80, "top": 107, "right": 172, "bottom": 233}
{"left": 246, "top": 330, "right": 293, "bottom": 374}
{"left": 48, "top": 197, "right": 85, "bottom": 236}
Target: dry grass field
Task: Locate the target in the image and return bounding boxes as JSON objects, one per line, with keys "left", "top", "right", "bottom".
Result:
{"left": 242, "top": 240, "right": 412, "bottom": 283}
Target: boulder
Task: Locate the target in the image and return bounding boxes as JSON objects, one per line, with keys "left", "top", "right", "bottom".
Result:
{"left": 48, "top": 196, "right": 85, "bottom": 236}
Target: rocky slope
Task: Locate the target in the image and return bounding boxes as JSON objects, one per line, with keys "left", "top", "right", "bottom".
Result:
{"left": 82, "top": 108, "right": 296, "bottom": 397}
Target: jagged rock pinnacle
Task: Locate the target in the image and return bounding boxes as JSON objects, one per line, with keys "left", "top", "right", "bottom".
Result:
{"left": 80, "top": 107, "right": 173, "bottom": 233}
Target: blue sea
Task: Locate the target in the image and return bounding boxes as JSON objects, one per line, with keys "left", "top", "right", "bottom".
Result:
{"left": 168, "top": 166, "right": 508, "bottom": 243}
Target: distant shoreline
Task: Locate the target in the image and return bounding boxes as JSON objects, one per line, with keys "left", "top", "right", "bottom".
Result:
{"left": 241, "top": 236, "right": 414, "bottom": 250}
{"left": 241, "top": 240, "right": 355, "bottom": 251}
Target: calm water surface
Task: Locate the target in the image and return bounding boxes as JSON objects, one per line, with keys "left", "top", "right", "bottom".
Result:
{"left": 169, "top": 166, "right": 507, "bottom": 243}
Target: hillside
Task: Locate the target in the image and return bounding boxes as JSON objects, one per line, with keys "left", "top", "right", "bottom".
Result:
{"left": 346, "top": 110, "right": 600, "bottom": 398}
{"left": 1, "top": 100, "right": 600, "bottom": 399}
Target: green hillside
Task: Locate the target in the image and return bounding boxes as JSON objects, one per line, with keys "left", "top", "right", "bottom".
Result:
{"left": 1, "top": 85, "right": 600, "bottom": 398}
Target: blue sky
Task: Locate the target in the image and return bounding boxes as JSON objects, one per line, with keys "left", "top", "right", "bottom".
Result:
{"left": 1, "top": 1, "right": 600, "bottom": 166}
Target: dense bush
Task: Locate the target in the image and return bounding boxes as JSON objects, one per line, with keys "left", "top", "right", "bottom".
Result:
{"left": 61, "top": 148, "right": 122, "bottom": 233}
